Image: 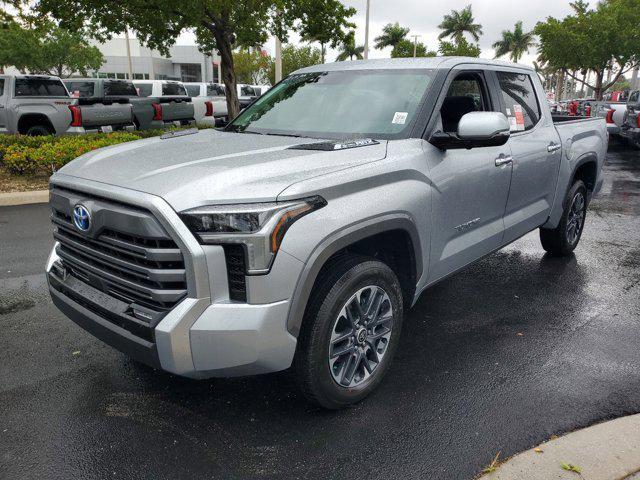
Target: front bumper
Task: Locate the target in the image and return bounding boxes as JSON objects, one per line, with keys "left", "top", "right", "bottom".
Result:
{"left": 46, "top": 176, "right": 299, "bottom": 378}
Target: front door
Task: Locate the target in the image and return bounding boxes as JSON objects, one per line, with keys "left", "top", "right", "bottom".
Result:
{"left": 494, "top": 70, "right": 562, "bottom": 243}
{"left": 425, "top": 70, "right": 513, "bottom": 283}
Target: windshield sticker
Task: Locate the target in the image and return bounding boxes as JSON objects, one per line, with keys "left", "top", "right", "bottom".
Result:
{"left": 506, "top": 108, "right": 512, "bottom": 116}
{"left": 513, "top": 104, "right": 525, "bottom": 131}
{"left": 392, "top": 112, "right": 408, "bottom": 125}
{"left": 508, "top": 116, "right": 518, "bottom": 131}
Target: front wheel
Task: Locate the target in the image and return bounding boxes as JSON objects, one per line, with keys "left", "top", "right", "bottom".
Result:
{"left": 540, "top": 180, "right": 588, "bottom": 256}
{"left": 295, "top": 255, "right": 404, "bottom": 409}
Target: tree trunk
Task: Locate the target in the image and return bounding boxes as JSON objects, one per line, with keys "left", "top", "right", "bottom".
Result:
{"left": 556, "top": 70, "right": 565, "bottom": 101}
{"left": 216, "top": 31, "right": 240, "bottom": 120}
{"left": 594, "top": 71, "right": 604, "bottom": 101}
{"left": 320, "top": 43, "right": 326, "bottom": 64}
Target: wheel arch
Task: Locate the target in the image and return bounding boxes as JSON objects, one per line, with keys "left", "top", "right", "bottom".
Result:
{"left": 17, "top": 113, "right": 55, "bottom": 135}
{"left": 285, "top": 215, "right": 422, "bottom": 337}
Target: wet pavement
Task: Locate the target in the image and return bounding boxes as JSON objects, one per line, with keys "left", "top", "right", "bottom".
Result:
{"left": 1, "top": 144, "right": 639, "bottom": 480}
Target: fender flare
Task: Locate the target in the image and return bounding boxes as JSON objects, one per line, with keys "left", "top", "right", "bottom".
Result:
{"left": 284, "top": 213, "right": 422, "bottom": 337}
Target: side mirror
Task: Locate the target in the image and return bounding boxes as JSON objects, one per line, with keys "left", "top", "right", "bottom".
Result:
{"left": 429, "top": 111, "right": 511, "bottom": 150}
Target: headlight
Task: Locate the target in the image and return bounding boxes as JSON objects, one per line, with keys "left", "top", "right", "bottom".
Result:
{"left": 179, "top": 196, "right": 326, "bottom": 274}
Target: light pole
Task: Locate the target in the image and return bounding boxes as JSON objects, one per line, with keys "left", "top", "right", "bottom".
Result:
{"left": 410, "top": 35, "right": 421, "bottom": 57}
{"left": 125, "top": 27, "right": 133, "bottom": 80}
{"left": 363, "top": 0, "right": 371, "bottom": 60}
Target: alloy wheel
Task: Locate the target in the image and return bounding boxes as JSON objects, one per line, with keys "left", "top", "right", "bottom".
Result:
{"left": 328, "top": 285, "right": 394, "bottom": 388}
{"left": 566, "top": 191, "right": 586, "bottom": 245}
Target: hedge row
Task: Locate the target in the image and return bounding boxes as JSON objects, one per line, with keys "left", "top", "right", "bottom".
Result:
{"left": 0, "top": 128, "right": 201, "bottom": 175}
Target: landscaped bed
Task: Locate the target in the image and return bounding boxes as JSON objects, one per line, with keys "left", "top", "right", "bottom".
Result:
{"left": 0, "top": 127, "right": 207, "bottom": 193}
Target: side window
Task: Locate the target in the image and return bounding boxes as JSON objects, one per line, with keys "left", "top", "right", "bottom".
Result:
{"left": 185, "top": 85, "right": 200, "bottom": 97}
{"left": 439, "top": 72, "right": 489, "bottom": 133}
{"left": 497, "top": 72, "right": 541, "bottom": 132}
{"left": 630, "top": 91, "right": 639, "bottom": 103}
{"left": 134, "top": 83, "right": 153, "bottom": 97}
{"left": 0, "top": 78, "right": 5, "bottom": 99}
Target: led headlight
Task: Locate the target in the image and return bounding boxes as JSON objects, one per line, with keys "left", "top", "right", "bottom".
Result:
{"left": 179, "top": 196, "right": 326, "bottom": 274}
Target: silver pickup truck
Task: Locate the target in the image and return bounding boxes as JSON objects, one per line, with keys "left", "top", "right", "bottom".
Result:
{"left": 621, "top": 90, "right": 640, "bottom": 148}
{"left": 63, "top": 79, "right": 165, "bottom": 131}
{"left": 63, "top": 79, "right": 135, "bottom": 133}
{"left": 46, "top": 58, "right": 607, "bottom": 409}
{"left": 0, "top": 74, "right": 75, "bottom": 135}
{"left": 132, "top": 80, "right": 195, "bottom": 127}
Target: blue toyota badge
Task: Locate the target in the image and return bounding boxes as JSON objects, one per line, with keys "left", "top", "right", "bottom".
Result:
{"left": 73, "top": 204, "right": 91, "bottom": 232}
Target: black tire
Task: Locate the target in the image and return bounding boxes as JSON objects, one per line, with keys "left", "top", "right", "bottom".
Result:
{"left": 540, "top": 180, "right": 588, "bottom": 256}
{"left": 295, "top": 254, "right": 404, "bottom": 409}
{"left": 25, "top": 124, "right": 53, "bottom": 136}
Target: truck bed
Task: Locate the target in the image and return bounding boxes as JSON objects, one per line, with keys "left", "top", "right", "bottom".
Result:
{"left": 77, "top": 98, "right": 134, "bottom": 130}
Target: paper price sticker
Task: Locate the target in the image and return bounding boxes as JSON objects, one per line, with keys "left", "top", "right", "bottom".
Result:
{"left": 513, "top": 104, "right": 525, "bottom": 131}
{"left": 392, "top": 112, "right": 408, "bottom": 125}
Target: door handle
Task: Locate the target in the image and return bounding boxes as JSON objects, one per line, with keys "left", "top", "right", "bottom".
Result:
{"left": 495, "top": 155, "right": 513, "bottom": 167}
{"left": 547, "top": 143, "right": 561, "bottom": 153}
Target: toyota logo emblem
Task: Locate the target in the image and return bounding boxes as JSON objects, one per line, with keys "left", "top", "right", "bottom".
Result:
{"left": 73, "top": 204, "right": 91, "bottom": 232}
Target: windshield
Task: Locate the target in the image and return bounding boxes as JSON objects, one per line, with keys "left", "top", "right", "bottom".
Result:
{"left": 64, "top": 81, "right": 95, "bottom": 98}
{"left": 162, "top": 82, "right": 187, "bottom": 96}
{"left": 15, "top": 78, "right": 69, "bottom": 97}
{"left": 228, "top": 69, "right": 434, "bottom": 139}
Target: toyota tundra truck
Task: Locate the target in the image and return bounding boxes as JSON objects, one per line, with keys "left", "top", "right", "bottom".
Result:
{"left": 46, "top": 58, "right": 607, "bottom": 409}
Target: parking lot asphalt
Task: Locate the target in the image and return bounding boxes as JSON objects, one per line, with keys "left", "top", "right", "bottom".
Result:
{"left": 1, "top": 142, "right": 639, "bottom": 480}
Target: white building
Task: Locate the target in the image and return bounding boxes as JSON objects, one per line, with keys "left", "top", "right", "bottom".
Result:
{"left": 88, "top": 38, "right": 222, "bottom": 83}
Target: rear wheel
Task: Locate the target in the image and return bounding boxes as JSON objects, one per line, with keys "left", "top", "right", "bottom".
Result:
{"left": 25, "top": 124, "right": 53, "bottom": 136}
{"left": 540, "top": 180, "right": 588, "bottom": 256}
{"left": 295, "top": 255, "right": 404, "bottom": 409}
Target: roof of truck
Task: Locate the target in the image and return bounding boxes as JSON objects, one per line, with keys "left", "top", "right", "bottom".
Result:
{"left": 295, "top": 56, "right": 534, "bottom": 74}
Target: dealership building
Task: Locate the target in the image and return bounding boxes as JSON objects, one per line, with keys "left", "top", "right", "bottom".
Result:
{"left": 89, "top": 38, "right": 222, "bottom": 83}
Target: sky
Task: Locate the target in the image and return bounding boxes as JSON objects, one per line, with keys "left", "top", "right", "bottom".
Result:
{"left": 173, "top": 0, "right": 598, "bottom": 68}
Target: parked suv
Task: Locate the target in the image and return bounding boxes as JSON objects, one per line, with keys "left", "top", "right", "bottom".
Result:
{"left": 0, "top": 74, "right": 75, "bottom": 135}
{"left": 46, "top": 58, "right": 606, "bottom": 408}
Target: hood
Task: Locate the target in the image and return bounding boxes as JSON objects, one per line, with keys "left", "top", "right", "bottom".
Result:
{"left": 56, "top": 129, "right": 388, "bottom": 211}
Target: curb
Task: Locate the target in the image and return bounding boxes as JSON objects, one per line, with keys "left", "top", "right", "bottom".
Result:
{"left": 0, "top": 190, "right": 48, "bottom": 207}
{"left": 482, "top": 414, "right": 640, "bottom": 480}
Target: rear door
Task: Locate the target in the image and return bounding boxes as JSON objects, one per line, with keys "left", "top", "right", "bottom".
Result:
{"left": 493, "top": 69, "right": 562, "bottom": 243}
{"left": 0, "top": 77, "right": 7, "bottom": 132}
{"left": 425, "top": 67, "right": 513, "bottom": 283}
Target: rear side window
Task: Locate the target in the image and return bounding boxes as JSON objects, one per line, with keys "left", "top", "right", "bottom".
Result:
{"left": 134, "top": 83, "right": 153, "bottom": 97}
{"left": 630, "top": 91, "right": 640, "bottom": 103}
{"left": 497, "top": 72, "right": 541, "bottom": 132}
{"left": 0, "top": 78, "right": 5, "bottom": 97}
{"left": 162, "top": 82, "right": 187, "bottom": 96}
{"left": 15, "top": 78, "right": 69, "bottom": 97}
{"left": 185, "top": 85, "right": 200, "bottom": 97}
{"left": 241, "top": 85, "right": 257, "bottom": 96}
{"left": 207, "top": 84, "right": 225, "bottom": 96}
{"left": 104, "top": 81, "right": 138, "bottom": 97}
{"left": 65, "top": 81, "right": 95, "bottom": 98}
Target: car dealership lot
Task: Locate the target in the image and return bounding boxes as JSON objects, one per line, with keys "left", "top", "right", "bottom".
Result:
{"left": 1, "top": 144, "right": 639, "bottom": 480}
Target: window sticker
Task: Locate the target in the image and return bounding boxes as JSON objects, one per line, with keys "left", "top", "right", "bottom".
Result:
{"left": 508, "top": 116, "right": 518, "bottom": 131}
{"left": 513, "top": 104, "right": 525, "bottom": 131}
{"left": 392, "top": 112, "right": 408, "bottom": 125}
{"left": 506, "top": 108, "right": 512, "bottom": 116}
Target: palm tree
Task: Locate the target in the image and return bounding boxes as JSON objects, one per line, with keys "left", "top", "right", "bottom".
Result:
{"left": 374, "top": 22, "right": 409, "bottom": 51}
{"left": 336, "top": 31, "right": 364, "bottom": 61}
{"left": 438, "top": 5, "right": 483, "bottom": 44}
{"left": 492, "top": 21, "right": 535, "bottom": 63}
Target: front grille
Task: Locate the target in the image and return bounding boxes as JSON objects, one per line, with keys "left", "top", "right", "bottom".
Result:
{"left": 223, "top": 244, "right": 247, "bottom": 302}
{"left": 51, "top": 190, "right": 188, "bottom": 313}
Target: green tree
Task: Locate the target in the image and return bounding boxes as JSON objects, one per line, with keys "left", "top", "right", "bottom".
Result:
{"left": 607, "top": 78, "right": 631, "bottom": 92}
{"left": 336, "top": 31, "right": 364, "bottom": 61}
{"left": 267, "top": 44, "right": 322, "bottom": 84}
{"left": 391, "top": 39, "right": 436, "bottom": 58}
{"left": 233, "top": 49, "right": 271, "bottom": 84}
{"left": 374, "top": 22, "right": 410, "bottom": 51}
{"left": 438, "top": 5, "right": 483, "bottom": 44}
{"left": 438, "top": 38, "right": 481, "bottom": 57}
{"left": 535, "top": 0, "right": 640, "bottom": 100}
{"left": 0, "top": 17, "right": 103, "bottom": 77}
{"left": 297, "top": 0, "right": 356, "bottom": 63}
{"left": 492, "top": 21, "right": 535, "bottom": 63}
{"left": 37, "top": 0, "right": 355, "bottom": 119}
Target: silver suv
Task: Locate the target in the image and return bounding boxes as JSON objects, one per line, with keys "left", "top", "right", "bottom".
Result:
{"left": 46, "top": 58, "right": 607, "bottom": 408}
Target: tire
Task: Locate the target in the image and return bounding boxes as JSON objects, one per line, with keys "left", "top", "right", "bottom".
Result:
{"left": 540, "top": 180, "right": 588, "bottom": 256}
{"left": 25, "top": 124, "right": 53, "bottom": 136}
{"left": 295, "top": 254, "right": 404, "bottom": 409}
